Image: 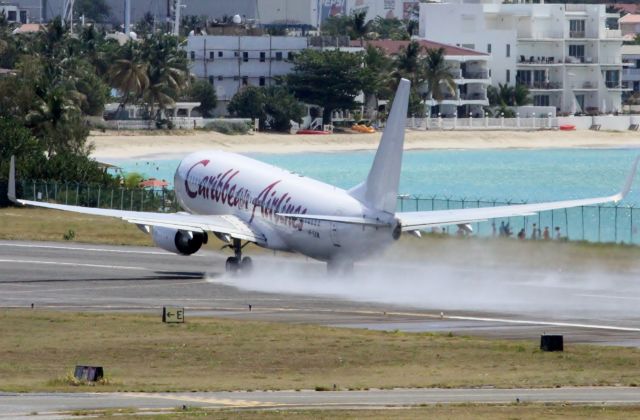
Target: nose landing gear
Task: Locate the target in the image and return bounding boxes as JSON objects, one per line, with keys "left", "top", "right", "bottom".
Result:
{"left": 224, "top": 238, "right": 253, "bottom": 275}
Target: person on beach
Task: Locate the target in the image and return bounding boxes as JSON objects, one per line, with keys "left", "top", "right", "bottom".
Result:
{"left": 555, "top": 226, "right": 561, "bottom": 240}
{"left": 517, "top": 228, "right": 526, "bottom": 240}
{"left": 543, "top": 226, "right": 550, "bottom": 240}
{"left": 531, "top": 223, "right": 538, "bottom": 240}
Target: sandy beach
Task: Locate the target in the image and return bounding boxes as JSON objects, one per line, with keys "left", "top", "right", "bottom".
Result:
{"left": 89, "top": 129, "right": 640, "bottom": 160}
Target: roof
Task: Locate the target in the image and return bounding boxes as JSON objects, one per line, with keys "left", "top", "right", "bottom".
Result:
{"left": 620, "top": 13, "right": 640, "bottom": 23}
{"left": 351, "top": 39, "right": 488, "bottom": 57}
{"left": 11, "top": 23, "right": 44, "bottom": 34}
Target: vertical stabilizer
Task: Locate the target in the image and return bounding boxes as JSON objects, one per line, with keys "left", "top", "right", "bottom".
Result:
{"left": 349, "top": 78, "right": 410, "bottom": 213}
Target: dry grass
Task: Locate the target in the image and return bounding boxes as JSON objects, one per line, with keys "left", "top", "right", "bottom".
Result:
{"left": 1, "top": 310, "right": 640, "bottom": 393}
{"left": 81, "top": 405, "right": 640, "bottom": 420}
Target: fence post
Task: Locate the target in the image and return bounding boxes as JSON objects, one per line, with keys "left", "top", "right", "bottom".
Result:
{"left": 564, "top": 208, "right": 569, "bottom": 240}
{"left": 581, "top": 206, "right": 585, "bottom": 240}
{"left": 140, "top": 188, "right": 144, "bottom": 211}
{"left": 65, "top": 182, "right": 69, "bottom": 204}
{"left": 614, "top": 205, "right": 618, "bottom": 243}
{"left": 32, "top": 181, "right": 36, "bottom": 200}
{"left": 130, "top": 189, "right": 134, "bottom": 211}
{"left": 631, "top": 206, "right": 634, "bottom": 244}
{"left": 598, "top": 206, "right": 601, "bottom": 242}
{"left": 75, "top": 183, "right": 79, "bottom": 205}
{"left": 120, "top": 188, "right": 124, "bottom": 210}
{"left": 97, "top": 185, "right": 101, "bottom": 208}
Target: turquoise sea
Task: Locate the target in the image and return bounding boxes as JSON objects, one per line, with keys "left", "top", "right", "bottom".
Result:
{"left": 112, "top": 148, "right": 640, "bottom": 204}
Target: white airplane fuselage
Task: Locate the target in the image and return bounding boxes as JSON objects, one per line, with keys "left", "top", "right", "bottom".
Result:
{"left": 174, "top": 150, "right": 397, "bottom": 262}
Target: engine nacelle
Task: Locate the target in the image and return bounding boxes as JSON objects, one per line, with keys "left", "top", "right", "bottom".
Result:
{"left": 151, "top": 226, "right": 207, "bottom": 256}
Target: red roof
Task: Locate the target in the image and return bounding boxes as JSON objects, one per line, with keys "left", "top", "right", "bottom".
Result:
{"left": 620, "top": 13, "right": 640, "bottom": 24}
{"left": 351, "top": 39, "right": 488, "bottom": 57}
{"left": 139, "top": 178, "right": 168, "bottom": 188}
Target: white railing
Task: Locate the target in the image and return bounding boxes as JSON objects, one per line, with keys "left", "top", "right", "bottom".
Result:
{"left": 409, "top": 116, "right": 558, "bottom": 131}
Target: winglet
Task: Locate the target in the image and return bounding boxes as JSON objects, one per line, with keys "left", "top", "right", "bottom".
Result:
{"left": 613, "top": 155, "right": 640, "bottom": 202}
{"left": 8, "top": 155, "right": 17, "bottom": 203}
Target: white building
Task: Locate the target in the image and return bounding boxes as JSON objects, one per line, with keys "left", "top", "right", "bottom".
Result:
{"left": 0, "top": 2, "right": 28, "bottom": 23}
{"left": 420, "top": 0, "right": 629, "bottom": 114}
{"left": 186, "top": 35, "right": 308, "bottom": 114}
{"left": 347, "top": 0, "right": 420, "bottom": 22}
{"left": 619, "top": 13, "right": 640, "bottom": 41}
{"left": 622, "top": 44, "right": 640, "bottom": 97}
{"left": 353, "top": 39, "right": 490, "bottom": 117}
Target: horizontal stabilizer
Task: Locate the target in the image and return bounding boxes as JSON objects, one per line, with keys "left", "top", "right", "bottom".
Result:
{"left": 276, "top": 213, "right": 390, "bottom": 227}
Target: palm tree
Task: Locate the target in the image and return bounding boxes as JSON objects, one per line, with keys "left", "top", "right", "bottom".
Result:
{"left": 405, "top": 20, "right": 418, "bottom": 38}
{"left": 350, "top": 11, "right": 369, "bottom": 47}
{"left": 394, "top": 40, "right": 422, "bottom": 83}
{"left": 422, "top": 47, "right": 456, "bottom": 102}
{"left": 107, "top": 43, "right": 149, "bottom": 106}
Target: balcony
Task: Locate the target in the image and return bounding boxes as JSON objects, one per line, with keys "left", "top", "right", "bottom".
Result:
{"left": 606, "top": 81, "right": 631, "bottom": 90}
{"left": 520, "top": 81, "right": 563, "bottom": 90}
{"left": 571, "top": 81, "right": 598, "bottom": 90}
{"left": 463, "top": 70, "right": 489, "bottom": 80}
{"left": 569, "top": 31, "right": 585, "bottom": 39}
{"left": 459, "top": 92, "right": 487, "bottom": 101}
{"left": 518, "top": 56, "right": 559, "bottom": 65}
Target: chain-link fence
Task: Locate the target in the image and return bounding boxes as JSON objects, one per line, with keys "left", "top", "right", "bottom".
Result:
{"left": 398, "top": 196, "right": 640, "bottom": 245}
{"left": 7, "top": 180, "right": 640, "bottom": 246}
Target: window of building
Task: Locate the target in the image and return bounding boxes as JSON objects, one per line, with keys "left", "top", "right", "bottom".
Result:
{"left": 242, "top": 76, "right": 248, "bottom": 86}
{"left": 506, "top": 44, "right": 510, "bottom": 58}
{"left": 506, "top": 69, "right": 510, "bottom": 83}
{"left": 209, "top": 51, "right": 215, "bottom": 60}
{"left": 259, "top": 76, "right": 266, "bottom": 86}
{"left": 287, "top": 51, "right": 294, "bottom": 60}
{"left": 233, "top": 76, "right": 239, "bottom": 81}
{"left": 7, "top": 11, "right": 16, "bottom": 21}
{"left": 533, "top": 95, "right": 550, "bottom": 107}
{"left": 605, "top": 70, "right": 620, "bottom": 88}
{"left": 568, "top": 44, "right": 585, "bottom": 59}
{"left": 19, "top": 10, "right": 27, "bottom": 24}
{"left": 190, "top": 51, "right": 195, "bottom": 61}
{"left": 217, "top": 75, "right": 223, "bottom": 81}
{"left": 243, "top": 51, "right": 248, "bottom": 62}
{"left": 234, "top": 51, "right": 239, "bottom": 57}
{"left": 218, "top": 51, "right": 223, "bottom": 57}
{"left": 208, "top": 76, "right": 214, "bottom": 85}
{"left": 516, "top": 70, "right": 531, "bottom": 86}
{"left": 487, "top": 44, "right": 491, "bottom": 54}
{"left": 260, "top": 52, "right": 266, "bottom": 62}
{"left": 570, "top": 19, "right": 585, "bottom": 38}
{"left": 275, "top": 52, "right": 283, "bottom": 61}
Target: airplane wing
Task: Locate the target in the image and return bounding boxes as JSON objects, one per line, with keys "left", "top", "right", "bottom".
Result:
{"left": 397, "top": 156, "right": 640, "bottom": 231}
{"left": 7, "top": 158, "right": 264, "bottom": 243}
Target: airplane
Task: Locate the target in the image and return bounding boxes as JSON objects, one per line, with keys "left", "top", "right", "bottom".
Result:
{"left": 7, "top": 78, "right": 640, "bottom": 275}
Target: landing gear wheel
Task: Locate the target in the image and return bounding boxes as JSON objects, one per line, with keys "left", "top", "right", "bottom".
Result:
{"left": 225, "top": 257, "right": 240, "bottom": 274}
{"left": 240, "top": 257, "right": 253, "bottom": 274}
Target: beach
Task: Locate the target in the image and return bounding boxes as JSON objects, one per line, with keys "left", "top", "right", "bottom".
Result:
{"left": 89, "top": 129, "right": 640, "bottom": 160}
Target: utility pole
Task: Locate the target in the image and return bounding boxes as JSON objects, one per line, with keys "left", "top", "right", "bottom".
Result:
{"left": 124, "top": 0, "right": 131, "bottom": 35}
{"left": 173, "top": 0, "right": 184, "bottom": 36}
{"left": 62, "top": 0, "right": 74, "bottom": 32}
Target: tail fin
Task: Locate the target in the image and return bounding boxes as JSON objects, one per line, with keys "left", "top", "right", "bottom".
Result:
{"left": 8, "top": 155, "right": 17, "bottom": 203}
{"left": 349, "top": 78, "right": 410, "bottom": 213}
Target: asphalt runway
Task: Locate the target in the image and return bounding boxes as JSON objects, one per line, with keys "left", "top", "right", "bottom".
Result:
{"left": 2, "top": 239, "right": 640, "bottom": 416}
{"left": 3, "top": 387, "right": 640, "bottom": 416}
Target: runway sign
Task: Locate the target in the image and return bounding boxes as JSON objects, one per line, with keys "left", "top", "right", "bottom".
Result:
{"left": 162, "top": 307, "right": 184, "bottom": 323}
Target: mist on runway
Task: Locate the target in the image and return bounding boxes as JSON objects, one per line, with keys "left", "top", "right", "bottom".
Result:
{"left": 210, "top": 238, "right": 640, "bottom": 320}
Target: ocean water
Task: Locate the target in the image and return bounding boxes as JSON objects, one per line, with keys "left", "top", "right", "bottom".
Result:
{"left": 112, "top": 148, "right": 640, "bottom": 204}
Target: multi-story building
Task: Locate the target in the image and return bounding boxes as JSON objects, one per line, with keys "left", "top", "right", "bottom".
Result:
{"left": 347, "top": 0, "right": 420, "bottom": 22}
{"left": 619, "top": 13, "right": 640, "bottom": 41}
{"left": 622, "top": 44, "right": 640, "bottom": 98}
{"left": 420, "top": 0, "right": 629, "bottom": 114}
{"left": 186, "top": 34, "right": 308, "bottom": 114}
{"left": 353, "top": 39, "right": 490, "bottom": 117}
{"left": 0, "top": 2, "right": 29, "bottom": 23}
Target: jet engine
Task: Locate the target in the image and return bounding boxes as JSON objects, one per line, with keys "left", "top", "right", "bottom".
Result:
{"left": 151, "top": 226, "right": 207, "bottom": 256}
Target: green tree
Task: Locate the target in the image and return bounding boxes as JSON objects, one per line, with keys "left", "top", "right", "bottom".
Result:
{"left": 361, "top": 45, "right": 394, "bottom": 119}
{"left": 228, "top": 86, "right": 303, "bottom": 132}
{"left": 286, "top": 49, "right": 365, "bottom": 123}
{"left": 368, "top": 17, "right": 409, "bottom": 40}
{"left": 108, "top": 42, "right": 149, "bottom": 106}
{"left": 227, "top": 86, "right": 266, "bottom": 123}
{"left": 321, "top": 15, "right": 351, "bottom": 37}
{"left": 75, "top": 0, "right": 111, "bottom": 22}
{"left": 350, "top": 11, "right": 370, "bottom": 46}
{"left": 0, "top": 117, "right": 45, "bottom": 180}
{"left": 186, "top": 80, "right": 218, "bottom": 118}
{"left": 423, "top": 47, "right": 456, "bottom": 102}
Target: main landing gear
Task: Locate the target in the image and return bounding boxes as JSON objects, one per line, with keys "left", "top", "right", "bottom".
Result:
{"left": 224, "top": 238, "right": 253, "bottom": 275}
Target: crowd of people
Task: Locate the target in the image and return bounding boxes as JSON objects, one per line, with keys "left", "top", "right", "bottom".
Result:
{"left": 493, "top": 221, "right": 563, "bottom": 240}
